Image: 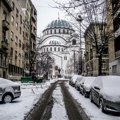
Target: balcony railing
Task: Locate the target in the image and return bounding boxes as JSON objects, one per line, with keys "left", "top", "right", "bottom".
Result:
{"left": 2, "top": 20, "right": 10, "bottom": 31}
{"left": 115, "top": 50, "right": 120, "bottom": 58}
{"left": 1, "top": 39, "right": 9, "bottom": 50}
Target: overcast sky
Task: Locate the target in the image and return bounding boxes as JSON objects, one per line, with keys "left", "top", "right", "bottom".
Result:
{"left": 31, "top": 0, "right": 67, "bottom": 36}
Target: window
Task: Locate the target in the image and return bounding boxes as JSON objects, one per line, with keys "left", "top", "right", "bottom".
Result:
{"left": 50, "top": 47, "right": 52, "bottom": 51}
{"left": 112, "top": 65, "right": 117, "bottom": 73}
{"left": 64, "top": 56, "right": 67, "bottom": 60}
{"left": 3, "top": 11, "right": 7, "bottom": 20}
{"left": 19, "top": 40, "right": 21, "bottom": 47}
{"left": 58, "top": 47, "right": 60, "bottom": 51}
{"left": 15, "top": 36, "right": 18, "bottom": 44}
{"left": 50, "top": 30, "right": 52, "bottom": 34}
{"left": 54, "top": 47, "right": 56, "bottom": 51}
{"left": 47, "top": 48, "right": 48, "bottom": 51}
{"left": 16, "top": 8, "right": 19, "bottom": 17}
{"left": 20, "top": 27, "right": 22, "bottom": 34}
{"left": 11, "top": 2, "right": 15, "bottom": 10}
{"left": 54, "top": 29, "right": 56, "bottom": 34}
{"left": 20, "top": 15, "right": 22, "bottom": 23}
{"left": 59, "top": 29, "right": 61, "bottom": 33}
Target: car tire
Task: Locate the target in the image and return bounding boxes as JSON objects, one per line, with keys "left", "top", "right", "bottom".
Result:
{"left": 90, "top": 93, "right": 93, "bottom": 103}
{"left": 99, "top": 98, "right": 105, "bottom": 112}
{"left": 3, "top": 94, "right": 13, "bottom": 103}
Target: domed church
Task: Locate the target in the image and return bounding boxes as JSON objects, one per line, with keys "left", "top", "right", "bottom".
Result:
{"left": 40, "top": 19, "right": 75, "bottom": 77}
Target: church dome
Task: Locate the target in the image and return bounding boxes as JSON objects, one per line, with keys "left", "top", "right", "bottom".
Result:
{"left": 45, "top": 19, "right": 73, "bottom": 30}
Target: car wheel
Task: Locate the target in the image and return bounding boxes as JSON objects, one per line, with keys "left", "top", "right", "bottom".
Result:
{"left": 90, "top": 93, "right": 93, "bottom": 102}
{"left": 99, "top": 98, "right": 105, "bottom": 112}
{"left": 3, "top": 94, "right": 13, "bottom": 103}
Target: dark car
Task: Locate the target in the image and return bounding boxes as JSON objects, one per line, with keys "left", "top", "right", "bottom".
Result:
{"left": 90, "top": 76, "right": 120, "bottom": 113}
{"left": 0, "top": 78, "right": 21, "bottom": 103}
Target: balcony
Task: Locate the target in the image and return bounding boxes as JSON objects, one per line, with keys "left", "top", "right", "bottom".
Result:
{"left": 115, "top": 50, "right": 120, "bottom": 58}
{"left": 2, "top": 20, "right": 10, "bottom": 31}
{"left": 3, "top": 0, "right": 13, "bottom": 12}
{"left": 1, "top": 40, "right": 8, "bottom": 50}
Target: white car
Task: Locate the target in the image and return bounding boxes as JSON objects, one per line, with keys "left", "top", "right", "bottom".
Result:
{"left": 69, "top": 74, "right": 80, "bottom": 87}
{"left": 74, "top": 76, "right": 83, "bottom": 90}
{"left": 79, "top": 77, "right": 96, "bottom": 97}
{"left": 0, "top": 78, "right": 21, "bottom": 103}
{"left": 90, "top": 76, "right": 120, "bottom": 113}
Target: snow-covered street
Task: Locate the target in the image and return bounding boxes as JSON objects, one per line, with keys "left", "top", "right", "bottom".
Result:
{"left": 0, "top": 79, "right": 120, "bottom": 120}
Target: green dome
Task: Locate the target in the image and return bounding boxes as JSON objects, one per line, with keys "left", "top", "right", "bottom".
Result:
{"left": 45, "top": 19, "right": 73, "bottom": 30}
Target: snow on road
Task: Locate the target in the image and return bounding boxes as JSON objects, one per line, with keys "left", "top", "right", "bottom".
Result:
{"left": 0, "top": 81, "right": 51, "bottom": 120}
{"left": 50, "top": 84, "right": 68, "bottom": 120}
{"left": 0, "top": 79, "right": 120, "bottom": 120}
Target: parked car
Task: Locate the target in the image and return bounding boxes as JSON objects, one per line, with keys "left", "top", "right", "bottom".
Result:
{"left": 79, "top": 77, "right": 96, "bottom": 97}
{"left": 69, "top": 74, "right": 79, "bottom": 87}
{"left": 0, "top": 78, "right": 21, "bottom": 103}
{"left": 90, "top": 76, "right": 120, "bottom": 113}
{"left": 74, "top": 76, "right": 83, "bottom": 90}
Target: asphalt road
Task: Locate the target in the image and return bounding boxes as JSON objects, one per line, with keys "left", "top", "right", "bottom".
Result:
{"left": 24, "top": 80, "right": 90, "bottom": 120}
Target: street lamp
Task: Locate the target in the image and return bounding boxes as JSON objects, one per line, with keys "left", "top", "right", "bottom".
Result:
{"left": 76, "top": 14, "right": 83, "bottom": 75}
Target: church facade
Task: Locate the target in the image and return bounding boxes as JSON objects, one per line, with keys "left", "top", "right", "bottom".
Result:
{"left": 39, "top": 19, "right": 75, "bottom": 77}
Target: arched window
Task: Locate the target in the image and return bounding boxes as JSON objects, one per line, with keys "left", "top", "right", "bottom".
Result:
{"left": 54, "top": 47, "right": 56, "bottom": 51}
{"left": 54, "top": 29, "right": 56, "bottom": 34}
{"left": 64, "top": 56, "right": 67, "bottom": 60}
{"left": 58, "top": 47, "right": 60, "bottom": 51}
{"left": 50, "top": 47, "right": 52, "bottom": 51}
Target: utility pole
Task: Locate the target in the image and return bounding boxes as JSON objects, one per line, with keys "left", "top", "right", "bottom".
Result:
{"left": 77, "top": 15, "right": 83, "bottom": 75}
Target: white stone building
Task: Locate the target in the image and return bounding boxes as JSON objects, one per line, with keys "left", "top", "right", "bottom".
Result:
{"left": 39, "top": 19, "right": 76, "bottom": 77}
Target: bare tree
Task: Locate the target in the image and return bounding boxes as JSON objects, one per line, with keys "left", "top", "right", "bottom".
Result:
{"left": 53, "top": 0, "right": 111, "bottom": 75}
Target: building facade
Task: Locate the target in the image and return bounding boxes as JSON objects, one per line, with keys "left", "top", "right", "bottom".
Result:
{"left": 0, "top": 0, "right": 37, "bottom": 80}
{"left": 84, "top": 23, "right": 109, "bottom": 76}
{"left": 39, "top": 19, "right": 75, "bottom": 77}
{"left": 0, "top": 0, "right": 13, "bottom": 78}
{"left": 106, "top": 0, "right": 120, "bottom": 75}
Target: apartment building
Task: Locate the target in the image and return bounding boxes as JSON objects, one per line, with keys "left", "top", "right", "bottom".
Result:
{"left": 106, "top": 0, "right": 120, "bottom": 75}
{"left": 0, "top": 0, "right": 37, "bottom": 80}
{"left": 84, "top": 23, "right": 109, "bottom": 76}
{"left": 0, "top": 0, "right": 13, "bottom": 78}
{"left": 8, "top": 0, "right": 25, "bottom": 80}
{"left": 18, "top": 0, "right": 37, "bottom": 75}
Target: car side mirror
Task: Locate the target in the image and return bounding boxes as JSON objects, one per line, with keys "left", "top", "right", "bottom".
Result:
{"left": 94, "top": 86, "right": 100, "bottom": 90}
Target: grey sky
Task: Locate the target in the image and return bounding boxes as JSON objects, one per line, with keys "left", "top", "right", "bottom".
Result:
{"left": 31, "top": 0, "right": 66, "bottom": 36}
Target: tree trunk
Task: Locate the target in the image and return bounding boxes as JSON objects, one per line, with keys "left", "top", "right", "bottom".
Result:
{"left": 98, "top": 54, "right": 102, "bottom": 76}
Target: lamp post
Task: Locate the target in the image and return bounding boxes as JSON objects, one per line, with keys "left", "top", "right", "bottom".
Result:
{"left": 76, "top": 15, "right": 83, "bottom": 75}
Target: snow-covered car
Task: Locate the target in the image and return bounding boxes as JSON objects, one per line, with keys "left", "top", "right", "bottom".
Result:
{"left": 90, "top": 76, "right": 120, "bottom": 113}
{"left": 0, "top": 78, "right": 21, "bottom": 103}
{"left": 79, "top": 77, "right": 96, "bottom": 97}
{"left": 69, "top": 74, "right": 79, "bottom": 86}
{"left": 74, "top": 76, "right": 83, "bottom": 90}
